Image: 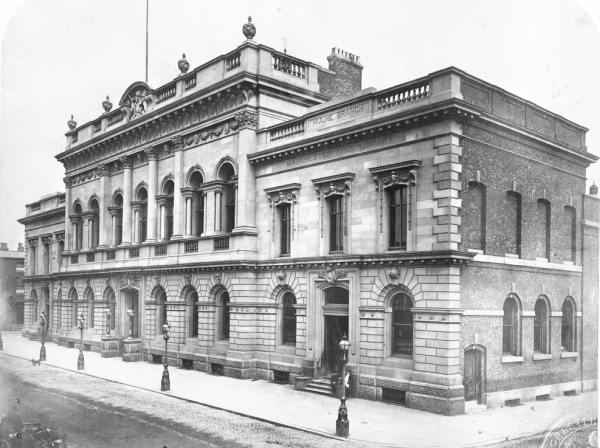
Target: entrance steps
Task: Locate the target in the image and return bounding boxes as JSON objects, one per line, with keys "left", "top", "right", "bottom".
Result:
{"left": 303, "top": 377, "right": 333, "bottom": 397}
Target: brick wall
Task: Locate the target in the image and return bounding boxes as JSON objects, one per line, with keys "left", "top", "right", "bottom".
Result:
{"left": 319, "top": 54, "right": 363, "bottom": 99}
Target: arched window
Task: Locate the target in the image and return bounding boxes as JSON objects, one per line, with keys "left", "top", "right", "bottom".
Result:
{"left": 505, "top": 192, "right": 522, "bottom": 257}
{"left": 163, "top": 180, "right": 175, "bottom": 240}
{"left": 218, "top": 163, "right": 236, "bottom": 233}
{"left": 502, "top": 295, "right": 521, "bottom": 356}
{"left": 465, "top": 182, "right": 486, "bottom": 252}
{"left": 329, "top": 195, "right": 344, "bottom": 253}
{"left": 391, "top": 293, "right": 413, "bottom": 356}
{"left": 561, "top": 299, "right": 576, "bottom": 352}
{"left": 74, "top": 202, "right": 83, "bottom": 251}
{"left": 280, "top": 291, "right": 296, "bottom": 346}
{"left": 564, "top": 206, "right": 577, "bottom": 263}
{"left": 156, "top": 288, "right": 168, "bottom": 328}
{"left": 280, "top": 204, "right": 291, "bottom": 256}
{"left": 84, "top": 287, "right": 94, "bottom": 329}
{"left": 536, "top": 199, "right": 551, "bottom": 260}
{"left": 105, "top": 287, "right": 116, "bottom": 331}
{"left": 534, "top": 297, "right": 550, "bottom": 354}
{"left": 113, "top": 193, "right": 124, "bottom": 246}
{"left": 189, "top": 171, "right": 205, "bottom": 236}
{"left": 217, "top": 291, "right": 230, "bottom": 341}
{"left": 389, "top": 185, "right": 408, "bottom": 249}
{"left": 186, "top": 288, "right": 199, "bottom": 338}
{"left": 90, "top": 198, "right": 100, "bottom": 249}
{"left": 137, "top": 188, "right": 148, "bottom": 243}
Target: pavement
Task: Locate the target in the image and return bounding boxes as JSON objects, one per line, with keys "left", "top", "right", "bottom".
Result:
{"left": 0, "top": 332, "right": 597, "bottom": 448}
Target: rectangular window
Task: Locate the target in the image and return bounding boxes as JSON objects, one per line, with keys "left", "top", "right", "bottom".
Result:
{"left": 225, "top": 186, "right": 235, "bottom": 233}
{"left": 58, "top": 241, "right": 64, "bottom": 266}
{"left": 43, "top": 244, "right": 50, "bottom": 274}
{"left": 76, "top": 222, "right": 83, "bottom": 251}
{"left": 389, "top": 186, "right": 407, "bottom": 249}
{"left": 166, "top": 197, "right": 174, "bottom": 239}
{"left": 280, "top": 204, "right": 291, "bottom": 256}
{"left": 116, "top": 210, "right": 123, "bottom": 246}
{"left": 329, "top": 196, "right": 344, "bottom": 252}
{"left": 140, "top": 203, "right": 147, "bottom": 243}
{"left": 196, "top": 193, "right": 204, "bottom": 236}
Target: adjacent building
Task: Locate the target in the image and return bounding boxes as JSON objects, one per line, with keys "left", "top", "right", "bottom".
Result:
{"left": 19, "top": 19, "right": 599, "bottom": 415}
{"left": 0, "top": 242, "right": 25, "bottom": 330}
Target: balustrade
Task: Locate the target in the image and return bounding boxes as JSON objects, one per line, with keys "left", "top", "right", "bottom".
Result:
{"left": 213, "top": 237, "right": 229, "bottom": 251}
{"left": 272, "top": 53, "right": 306, "bottom": 79}
{"left": 72, "top": 132, "right": 78, "bottom": 143}
{"left": 107, "top": 111, "right": 124, "bottom": 127}
{"left": 377, "top": 80, "right": 430, "bottom": 110}
{"left": 155, "top": 84, "right": 177, "bottom": 104}
{"left": 184, "top": 75, "right": 196, "bottom": 91}
{"left": 184, "top": 241, "right": 198, "bottom": 253}
{"left": 93, "top": 121, "right": 101, "bottom": 133}
{"left": 226, "top": 52, "right": 241, "bottom": 72}
{"left": 270, "top": 119, "right": 305, "bottom": 141}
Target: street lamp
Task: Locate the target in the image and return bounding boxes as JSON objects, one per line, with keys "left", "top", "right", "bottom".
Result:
{"left": 335, "top": 334, "right": 351, "bottom": 438}
{"left": 77, "top": 312, "right": 85, "bottom": 370}
{"left": 161, "top": 321, "right": 171, "bottom": 391}
{"left": 127, "top": 309, "right": 134, "bottom": 339}
{"left": 39, "top": 311, "right": 46, "bottom": 361}
{"left": 105, "top": 309, "right": 111, "bottom": 335}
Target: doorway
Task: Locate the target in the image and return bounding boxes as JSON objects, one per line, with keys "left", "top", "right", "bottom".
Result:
{"left": 121, "top": 289, "right": 140, "bottom": 339}
{"left": 320, "top": 286, "right": 349, "bottom": 377}
{"left": 464, "top": 346, "right": 485, "bottom": 405}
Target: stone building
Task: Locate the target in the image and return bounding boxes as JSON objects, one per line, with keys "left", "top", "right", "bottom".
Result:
{"left": 19, "top": 19, "right": 599, "bottom": 415}
{"left": 0, "top": 242, "right": 25, "bottom": 330}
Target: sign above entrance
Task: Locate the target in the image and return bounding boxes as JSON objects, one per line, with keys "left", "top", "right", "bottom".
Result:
{"left": 306, "top": 102, "right": 371, "bottom": 131}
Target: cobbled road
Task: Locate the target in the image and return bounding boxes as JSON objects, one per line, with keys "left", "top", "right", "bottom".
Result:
{"left": 0, "top": 355, "right": 564, "bottom": 448}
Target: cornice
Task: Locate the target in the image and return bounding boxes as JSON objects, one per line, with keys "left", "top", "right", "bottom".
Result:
{"left": 17, "top": 206, "right": 65, "bottom": 225}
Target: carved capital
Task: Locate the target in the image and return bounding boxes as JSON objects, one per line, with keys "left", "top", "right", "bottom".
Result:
{"left": 63, "top": 177, "right": 73, "bottom": 187}
{"left": 171, "top": 135, "right": 184, "bottom": 152}
{"left": 41, "top": 235, "right": 52, "bottom": 245}
{"left": 269, "top": 191, "right": 296, "bottom": 207}
{"left": 27, "top": 238, "right": 39, "bottom": 247}
{"left": 96, "top": 164, "right": 110, "bottom": 177}
{"left": 55, "top": 233, "right": 65, "bottom": 243}
{"left": 145, "top": 146, "right": 159, "bottom": 160}
{"left": 119, "top": 156, "right": 133, "bottom": 169}
{"left": 320, "top": 182, "right": 350, "bottom": 198}
{"left": 235, "top": 111, "right": 258, "bottom": 130}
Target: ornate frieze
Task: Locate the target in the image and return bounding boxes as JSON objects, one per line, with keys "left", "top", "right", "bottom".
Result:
{"left": 235, "top": 111, "right": 258, "bottom": 130}
{"left": 318, "top": 266, "right": 348, "bottom": 284}
{"left": 96, "top": 164, "right": 110, "bottom": 177}
{"left": 125, "top": 90, "right": 153, "bottom": 120}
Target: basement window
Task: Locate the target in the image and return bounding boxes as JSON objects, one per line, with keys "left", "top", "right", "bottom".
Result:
{"left": 273, "top": 370, "right": 290, "bottom": 384}
{"left": 382, "top": 388, "right": 406, "bottom": 406}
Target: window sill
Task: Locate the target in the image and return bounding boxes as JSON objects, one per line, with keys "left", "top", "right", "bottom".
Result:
{"left": 532, "top": 353, "right": 552, "bottom": 361}
{"left": 383, "top": 356, "right": 414, "bottom": 369}
{"left": 560, "top": 351, "right": 578, "bottom": 359}
{"left": 504, "top": 253, "right": 520, "bottom": 259}
{"left": 275, "top": 345, "right": 296, "bottom": 355}
{"left": 501, "top": 355, "right": 523, "bottom": 363}
{"left": 184, "top": 337, "right": 199, "bottom": 346}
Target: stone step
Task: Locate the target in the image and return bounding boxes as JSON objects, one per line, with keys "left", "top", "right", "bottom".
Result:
{"left": 303, "top": 384, "right": 333, "bottom": 396}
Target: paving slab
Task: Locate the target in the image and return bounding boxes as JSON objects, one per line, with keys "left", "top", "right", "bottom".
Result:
{"left": 0, "top": 333, "right": 597, "bottom": 447}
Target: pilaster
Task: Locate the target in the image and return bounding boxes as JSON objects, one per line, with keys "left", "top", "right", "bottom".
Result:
{"left": 64, "top": 177, "right": 73, "bottom": 252}
{"left": 120, "top": 156, "right": 133, "bottom": 246}
{"left": 145, "top": 146, "right": 159, "bottom": 243}
{"left": 97, "top": 164, "right": 111, "bottom": 248}
{"left": 171, "top": 135, "right": 184, "bottom": 239}
{"left": 233, "top": 111, "right": 258, "bottom": 234}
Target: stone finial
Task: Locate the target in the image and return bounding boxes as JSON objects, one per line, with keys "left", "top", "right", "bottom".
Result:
{"left": 242, "top": 16, "right": 256, "bottom": 40}
{"left": 102, "top": 95, "right": 113, "bottom": 113}
{"left": 590, "top": 181, "right": 598, "bottom": 197}
{"left": 178, "top": 53, "right": 189, "bottom": 75}
{"left": 67, "top": 115, "right": 77, "bottom": 130}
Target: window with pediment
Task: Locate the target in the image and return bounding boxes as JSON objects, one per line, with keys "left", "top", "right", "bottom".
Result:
{"left": 369, "top": 162, "right": 420, "bottom": 252}
{"left": 265, "top": 184, "right": 300, "bottom": 258}
{"left": 312, "top": 174, "right": 354, "bottom": 256}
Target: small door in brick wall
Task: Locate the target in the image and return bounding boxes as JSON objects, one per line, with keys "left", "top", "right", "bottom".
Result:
{"left": 464, "top": 347, "right": 484, "bottom": 405}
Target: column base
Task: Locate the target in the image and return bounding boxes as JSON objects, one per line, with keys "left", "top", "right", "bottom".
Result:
{"left": 119, "top": 242, "right": 132, "bottom": 247}
{"left": 122, "top": 338, "right": 142, "bottom": 362}
{"left": 170, "top": 234, "right": 183, "bottom": 240}
{"left": 96, "top": 245, "right": 110, "bottom": 250}
{"left": 142, "top": 239, "right": 157, "bottom": 245}
{"left": 232, "top": 226, "right": 258, "bottom": 235}
{"left": 101, "top": 335, "right": 120, "bottom": 358}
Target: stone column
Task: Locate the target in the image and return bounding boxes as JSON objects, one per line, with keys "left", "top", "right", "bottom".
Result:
{"left": 108, "top": 208, "right": 119, "bottom": 247}
{"left": 120, "top": 156, "right": 133, "bottom": 246}
{"left": 157, "top": 198, "right": 167, "bottom": 241}
{"left": 181, "top": 188, "right": 195, "bottom": 238}
{"left": 233, "top": 111, "right": 258, "bottom": 234}
{"left": 64, "top": 177, "right": 73, "bottom": 252}
{"left": 214, "top": 190, "right": 222, "bottom": 233}
{"left": 145, "top": 147, "right": 158, "bottom": 243}
{"left": 171, "top": 135, "right": 184, "bottom": 239}
{"left": 131, "top": 203, "right": 141, "bottom": 245}
{"left": 97, "top": 164, "right": 111, "bottom": 248}
{"left": 70, "top": 216, "right": 80, "bottom": 251}
{"left": 202, "top": 192, "right": 208, "bottom": 237}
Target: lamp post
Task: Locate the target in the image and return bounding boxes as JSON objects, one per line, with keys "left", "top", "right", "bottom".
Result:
{"left": 39, "top": 311, "right": 46, "bottom": 361}
{"left": 105, "top": 309, "right": 111, "bottom": 336}
{"left": 335, "top": 334, "right": 351, "bottom": 438}
{"left": 77, "top": 313, "right": 85, "bottom": 370}
{"left": 161, "top": 321, "right": 171, "bottom": 391}
{"left": 127, "top": 309, "right": 134, "bottom": 339}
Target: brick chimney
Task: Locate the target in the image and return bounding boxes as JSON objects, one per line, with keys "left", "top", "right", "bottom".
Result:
{"left": 17, "top": 242, "right": 24, "bottom": 252}
{"left": 0, "top": 243, "right": 7, "bottom": 251}
{"left": 319, "top": 47, "right": 364, "bottom": 99}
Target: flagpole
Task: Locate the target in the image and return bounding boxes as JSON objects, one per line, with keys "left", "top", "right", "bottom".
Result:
{"left": 145, "top": 0, "right": 149, "bottom": 83}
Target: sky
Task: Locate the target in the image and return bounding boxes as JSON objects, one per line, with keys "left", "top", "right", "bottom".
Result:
{"left": 1, "top": 0, "right": 599, "bottom": 250}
